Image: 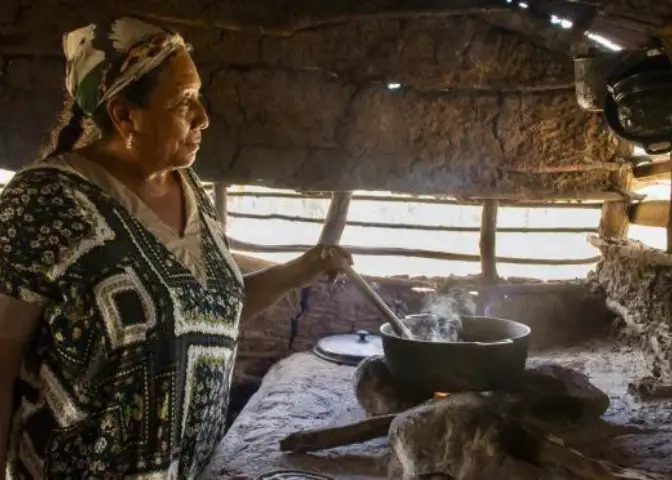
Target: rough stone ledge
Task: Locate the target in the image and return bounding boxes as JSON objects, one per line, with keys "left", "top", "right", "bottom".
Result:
{"left": 589, "top": 236, "right": 672, "bottom": 267}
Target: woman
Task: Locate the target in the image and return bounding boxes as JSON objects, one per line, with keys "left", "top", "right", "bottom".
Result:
{"left": 0, "top": 18, "right": 353, "bottom": 479}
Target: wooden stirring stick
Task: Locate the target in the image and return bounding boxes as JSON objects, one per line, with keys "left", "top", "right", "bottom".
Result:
{"left": 342, "top": 265, "right": 414, "bottom": 339}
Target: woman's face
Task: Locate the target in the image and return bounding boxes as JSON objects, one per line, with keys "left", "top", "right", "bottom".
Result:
{"left": 130, "top": 49, "right": 209, "bottom": 170}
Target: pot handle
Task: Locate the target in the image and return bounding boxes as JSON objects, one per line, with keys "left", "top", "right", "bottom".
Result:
{"left": 472, "top": 338, "right": 514, "bottom": 347}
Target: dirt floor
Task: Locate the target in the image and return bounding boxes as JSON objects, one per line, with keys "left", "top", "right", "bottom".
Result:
{"left": 203, "top": 337, "right": 672, "bottom": 479}
{"left": 528, "top": 340, "right": 672, "bottom": 475}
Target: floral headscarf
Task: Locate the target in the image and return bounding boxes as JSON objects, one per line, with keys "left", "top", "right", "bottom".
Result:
{"left": 62, "top": 17, "right": 187, "bottom": 116}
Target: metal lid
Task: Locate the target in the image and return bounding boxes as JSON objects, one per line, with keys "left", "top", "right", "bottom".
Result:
{"left": 313, "top": 330, "right": 383, "bottom": 366}
{"left": 255, "top": 469, "right": 336, "bottom": 480}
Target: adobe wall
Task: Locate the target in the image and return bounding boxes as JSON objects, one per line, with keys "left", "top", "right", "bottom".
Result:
{"left": 590, "top": 238, "right": 672, "bottom": 382}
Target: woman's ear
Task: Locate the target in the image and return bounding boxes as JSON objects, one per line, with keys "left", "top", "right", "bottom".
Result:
{"left": 106, "top": 96, "right": 135, "bottom": 138}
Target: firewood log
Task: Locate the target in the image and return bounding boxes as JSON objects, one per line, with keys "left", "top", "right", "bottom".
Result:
{"left": 279, "top": 413, "right": 396, "bottom": 453}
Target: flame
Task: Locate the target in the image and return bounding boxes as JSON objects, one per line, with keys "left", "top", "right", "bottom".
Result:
{"left": 433, "top": 392, "right": 450, "bottom": 400}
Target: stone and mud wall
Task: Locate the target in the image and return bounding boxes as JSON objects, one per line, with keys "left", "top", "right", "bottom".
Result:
{"left": 590, "top": 237, "right": 672, "bottom": 382}
{"left": 0, "top": 0, "right": 620, "bottom": 197}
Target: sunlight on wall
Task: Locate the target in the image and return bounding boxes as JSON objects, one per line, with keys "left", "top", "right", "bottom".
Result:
{"left": 226, "top": 186, "right": 601, "bottom": 281}
{"left": 628, "top": 182, "right": 671, "bottom": 251}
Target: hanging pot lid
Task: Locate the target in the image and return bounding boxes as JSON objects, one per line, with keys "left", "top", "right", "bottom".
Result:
{"left": 313, "top": 330, "right": 383, "bottom": 366}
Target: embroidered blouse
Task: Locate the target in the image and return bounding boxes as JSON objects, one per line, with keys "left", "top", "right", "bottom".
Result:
{"left": 0, "top": 154, "right": 244, "bottom": 478}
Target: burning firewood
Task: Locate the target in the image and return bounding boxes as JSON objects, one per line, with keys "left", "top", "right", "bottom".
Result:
{"left": 279, "top": 412, "right": 396, "bottom": 453}
{"left": 280, "top": 363, "right": 665, "bottom": 479}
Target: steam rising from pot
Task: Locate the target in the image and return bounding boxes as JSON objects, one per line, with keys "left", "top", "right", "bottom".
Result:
{"left": 404, "top": 294, "right": 473, "bottom": 342}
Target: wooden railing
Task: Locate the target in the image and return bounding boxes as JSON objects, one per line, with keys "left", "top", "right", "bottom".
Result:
{"left": 218, "top": 189, "right": 602, "bottom": 271}
{"left": 630, "top": 154, "right": 672, "bottom": 251}
{"left": 226, "top": 211, "right": 597, "bottom": 234}
{"left": 212, "top": 189, "right": 605, "bottom": 209}
{"left": 227, "top": 238, "right": 600, "bottom": 266}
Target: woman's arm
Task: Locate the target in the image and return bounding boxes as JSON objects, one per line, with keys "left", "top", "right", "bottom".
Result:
{"left": 241, "top": 256, "right": 307, "bottom": 321}
{"left": 0, "top": 338, "right": 24, "bottom": 480}
{"left": 241, "top": 246, "right": 352, "bottom": 320}
{"left": 0, "top": 298, "right": 42, "bottom": 479}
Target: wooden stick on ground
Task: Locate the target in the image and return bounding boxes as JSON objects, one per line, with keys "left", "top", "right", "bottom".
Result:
{"left": 627, "top": 377, "right": 672, "bottom": 400}
{"left": 279, "top": 413, "right": 396, "bottom": 453}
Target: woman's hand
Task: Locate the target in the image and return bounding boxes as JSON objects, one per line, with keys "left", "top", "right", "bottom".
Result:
{"left": 298, "top": 245, "right": 354, "bottom": 284}
{"left": 241, "top": 245, "right": 354, "bottom": 320}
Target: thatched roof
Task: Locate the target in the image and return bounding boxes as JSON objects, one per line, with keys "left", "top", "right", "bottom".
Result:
{"left": 0, "top": 0, "right": 667, "bottom": 198}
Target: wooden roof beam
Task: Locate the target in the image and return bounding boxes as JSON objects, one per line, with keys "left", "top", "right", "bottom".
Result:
{"left": 485, "top": 4, "right": 596, "bottom": 56}
{"left": 629, "top": 200, "right": 670, "bottom": 227}
{"left": 115, "top": 1, "right": 510, "bottom": 38}
{"left": 633, "top": 160, "right": 672, "bottom": 180}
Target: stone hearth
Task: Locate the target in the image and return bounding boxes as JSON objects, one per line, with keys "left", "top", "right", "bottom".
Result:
{"left": 201, "top": 339, "right": 672, "bottom": 479}
{"left": 352, "top": 356, "right": 619, "bottom": 478}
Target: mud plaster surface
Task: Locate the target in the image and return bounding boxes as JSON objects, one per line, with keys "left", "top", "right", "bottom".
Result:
{"left": 201, "top": 340, "right": 672, "bottom": 479}
{"left": 0, "top": 1, "right": 618, "bottom": 196}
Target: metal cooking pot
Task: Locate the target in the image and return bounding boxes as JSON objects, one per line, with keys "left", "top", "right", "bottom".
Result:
{"left": 604, "top": 70, "right": 672, "bottom": 155}
{"left": 380, "top": 314, "right": 531, "bottom": 393}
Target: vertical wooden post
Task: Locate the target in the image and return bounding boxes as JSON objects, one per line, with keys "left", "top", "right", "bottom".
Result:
{"left": 667, "top": 155, "right": 672, "bottom": 253}
{"left": 213, "top": 182, "right": 228, "bottom": 233}
{"left": 479, "top": 200, "right": 499, "bottom": 282}
{"left": 598, "top": 166, "right": 631, "bottom": 240}
{"left": 318, "top": 192, "right": 352, "bottom": 245}
{"left": 478, "top": 200, "right": 499, "bottom": 316}
{"left": 599, "top": 141, "right": 633, "bottom": 239}
{"left": 599, "top": 200, "right": 630, "bottom": 239}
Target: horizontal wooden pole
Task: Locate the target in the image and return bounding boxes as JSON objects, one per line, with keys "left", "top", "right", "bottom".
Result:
{"left": 233, "top": 257, "right": 590, "bottom": 292}
{"left": 469, "top": 282, "right": 589, "bottom": 295}
{"left": 227, "top": 211, "right": 597, "bottom": 233}
{"left": 629, "top": 200, "right": 670, "bottom": 228}
{"left": 236, "top": 251, "right": 440, "bottom": 287}
{"left": 0, "top": 179, "right": 607, "bottom": 209}
{"left": 216, "top": 190, "right": 605, "bottom": 209}
{"left": 497, "top": 162, "right": 624, "bottom": 173}
{"left": 118, "top": 2, "right": 509, "bottom": 37}
{"left": 228, "top": 238, "right": 600, "bottom": 266}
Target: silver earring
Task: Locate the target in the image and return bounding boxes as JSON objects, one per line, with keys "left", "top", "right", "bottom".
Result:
{"left": 125, "top": 132, "right": 134, "bottom": 150}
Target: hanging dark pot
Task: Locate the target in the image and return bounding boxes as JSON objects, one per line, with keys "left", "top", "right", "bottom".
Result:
{"left": 601, "top": 44, "right": 672, "bottom": 155}
{"left": 604, "top": 70, "right": 672, "bottom": 155}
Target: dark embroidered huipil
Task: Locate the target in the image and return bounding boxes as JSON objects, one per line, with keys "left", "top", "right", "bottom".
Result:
{"left": 1, "top": 165, "right": 244, "bottom": 478}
